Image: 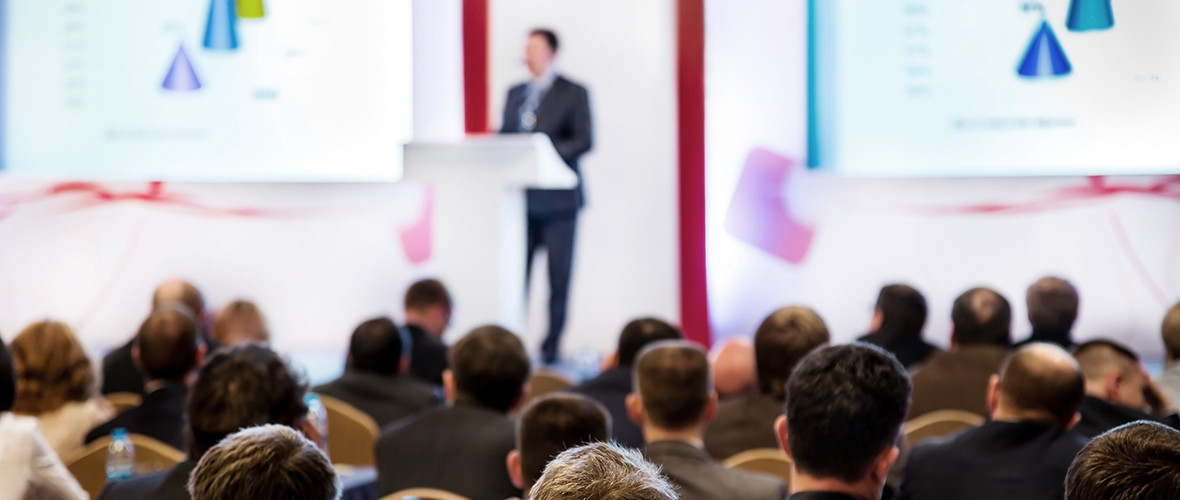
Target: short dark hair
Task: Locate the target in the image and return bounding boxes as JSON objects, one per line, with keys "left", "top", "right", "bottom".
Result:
{"left": 348, "top": 317, "right": 404, "bottom": 376}
{"left": 1161, "top": 302, "right": 1180, "bottom": 361}
{"left": 951, "top": 287, "right": 1012, "bottom": 347}
{"left": 1027, "top": 277, "right": 1079, "bottom": 334}
{"left": 998, "top": 343, "right": 1084, "bottom": 428}
{"left": 517, "top": 394, "right": 611, "bottom": 490}
{"left": 1065, "top": 421, "right": 1180, "bottom": 500}
{"left": 616, "top": 318, "right": 683, "bottom": 367}
{"left": 1074, "top": 339, "right": 1140, "bottom": 383}
{"left": 754, "top": 306, "right": 830, "bottom": 399}
{"left": 187, "top": 344, "right": 308, "bottom": 460}
{"left": 634, "top": 341, "right": 710, "bottom": 431}
{"left": 0, "top": 340, "right": 14, "bottom": 413}
{"left": 404, "top": 279, "right": 452, "bottom": 313}
{"left": 136, "top": 307, "right": 201, "bottom": 381}
{"left": 529, "top": 28, "right": 559, "bottom": 52}
{"left": 531, "top": 442, "right": 676, "bottom": 500}
{"left": 786, "top": 343, "right": 911, "bottom": 484}
{"left": 876, "top": 284, "right": 927, "bottom": 335}
{"left": 189, "top": 424, "right": 340, "bottom": 500}
{"left": 451, "top": 325, "right": 530, "bottom": 413}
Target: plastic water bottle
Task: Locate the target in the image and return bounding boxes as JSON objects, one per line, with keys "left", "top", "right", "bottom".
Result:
{"left": 105, "top": 428, "right": 135, "bottom": 482}
{"left": 304, "top": 393, "right": 329, "bottom": 454}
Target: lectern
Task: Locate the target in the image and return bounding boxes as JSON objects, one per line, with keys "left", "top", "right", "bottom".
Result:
{"left": 401, "top": 134, "right": 577, "bottom": 339}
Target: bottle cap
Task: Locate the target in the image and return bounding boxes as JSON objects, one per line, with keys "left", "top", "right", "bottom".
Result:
{"left": 112, "top": 427, "right": 128, "bottom": 440}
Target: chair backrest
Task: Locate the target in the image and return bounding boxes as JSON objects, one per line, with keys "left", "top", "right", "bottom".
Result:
{"left": 319, "top": 395, "right": 380, "bottom": 466}
{"left": 105, "top": 393, "right": 143, "bottom": 414}
{"left": 723, "top": 447, "right": 792, "bottom": 485}
{"left": 526, "top": 371, "right": 574, "bottom": 404}
{"left": 381, "top": 488, "right": 471, "bottom": 500}
{"left": 903, "top": 409, "right": 985, "bottom": 446}
{"left": 65, "top": 433, "right": 186, "bottom": 500}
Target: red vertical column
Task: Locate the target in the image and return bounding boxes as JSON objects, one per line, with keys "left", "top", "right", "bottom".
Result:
{"left": 678, "top": 0, "right": 711, "bottom": 346}
{"left": 462, "top": 0, "right": 489, "bottom": 134}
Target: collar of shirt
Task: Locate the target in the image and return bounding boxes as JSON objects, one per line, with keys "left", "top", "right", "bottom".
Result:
{"left": 530, "top": 68, "right": 558, "bottom": 94}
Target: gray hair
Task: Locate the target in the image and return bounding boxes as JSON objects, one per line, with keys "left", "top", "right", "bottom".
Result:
{"left": 531, "top": 441, "right": 678, "bottom": 500}
{"left": 188, "top": 424, "right": 340, "bottom": 500}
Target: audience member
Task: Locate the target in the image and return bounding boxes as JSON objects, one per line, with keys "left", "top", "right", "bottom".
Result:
{"left": 909, "top": 287, "right": 1011, "bottom": 418}
{"left": 858, "top": 284, "right": 940, "bottom": 369}
{"left": 1072, "top": 339, "right": 1179, "bottom": 438}
{"left": 710, "top": 339, "right": 757, "bottom": 400}
{"left": 11, "top": 320, "right": 113, "bottom": 458}
{"left": 313, "top": 317, "right": 439, "bottom": 427}
{"left": 899, "top": 343, "right": 1087, "bottom": 500}
{"left": 99, "top": 344, "right": 309, "bottom": 500}
{"left": 1156, "top": 301, "right": 1180, "bottom": 410}
{"left": 1014, "top": 276, "right": 1079, "bottom": 349}
{"left": 103, "top": 279, "right": 210, "bottom": 396}
{"left": 530, "top": 442, "right": 677, "bottom": 500}
{"left": 704, "top": 306, "right": 829, "bottom": 459}
{"left": 86, "top": 307, "right": 205, "bottom": 449}
{"left": 775, "top": 343, "right": 911, "bottom": 500}
{"left": 568, "top": 318, "right": 682, "bottom": 449}
{"left": 188, "top": 424, "right": 339, "bottom": 500}
{"left": 403, "top": 279, "right": 453, "bottom": 386}
{"left": 506, "top": 394, "right": 611, "bottom": 499}
{"left": 1065, "top": 421, "right": 1180, "bottom": 500}
{"left": 628, "top": 341, "right": 785, "bottom": 500}
{"left": 0, "top": 338, "right": 88, "bottom": 500}
{"left": 376, "top": 325, "right": 530, "bottom": 500}
{"left": 210, "top": 299, "right": 270, "bottom": 347}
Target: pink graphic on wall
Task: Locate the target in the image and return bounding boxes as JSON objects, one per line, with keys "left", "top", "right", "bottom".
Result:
{"left": 724, "top": 148, "right": 816, "bottom": 264}
{"left": 398, "top": 187, "right": 433, "bottom": 264}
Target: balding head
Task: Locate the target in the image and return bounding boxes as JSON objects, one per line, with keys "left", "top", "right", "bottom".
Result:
{"left": 951, "top": 287, "right": 1012, "bottom": 347}
{"left": 1074, "top": 340, "right": 1149, "bottom": 411}
{"left": 991, "top": 343, "right": 1084, "bottom": 428}
{"left": 1161, "top": 302, "right": 1180, "bottom": 363}
{"left": 153, "top": 279, "right": 206, "bottom": 325}
{"left": 711, "top": 339, "right": 756, "bottom": 400}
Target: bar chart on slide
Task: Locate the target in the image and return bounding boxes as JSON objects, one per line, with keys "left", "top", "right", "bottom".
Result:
{"left": 2, "top": 0, "right": 413, "bottom": 181}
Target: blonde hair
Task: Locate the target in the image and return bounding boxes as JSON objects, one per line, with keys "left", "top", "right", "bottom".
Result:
{"left": 212, "top": 300, "right": 270, "bottom": 346}
{"left": 11, "top": 321, "right": 96, "bottom": 415}
{"left": 189, "top": 424, "right": 339, "bottom": 500}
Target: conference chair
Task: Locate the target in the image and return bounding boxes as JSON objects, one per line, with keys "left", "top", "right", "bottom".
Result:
{"left": 903, "top": 409, "right": 984, "bottom": 446}
{"left": 319, "top": 395, "right": 380, "bottom": 466}
{"left": 381, "top": 488, "right": 470, "bottom": 500}
{"left": 65, "top": 433, "right": 185, "bottom": 499}
{"left": 723, "top": 448, "right": 792, "bottom": 485}
{"left": 105, "top": 392, "right": 143, "bottom": 414}
{"left": 525, "top": 371, "right": 574, "bottom": 404}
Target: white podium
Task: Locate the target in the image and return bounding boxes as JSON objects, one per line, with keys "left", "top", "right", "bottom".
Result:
{"left": 402, "top": 134, "right": 577, "bottom": 339}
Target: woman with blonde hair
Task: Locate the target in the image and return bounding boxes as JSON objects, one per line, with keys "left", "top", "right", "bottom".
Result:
{"left": 11, "top": 320, "right": 112, "bottom": 458}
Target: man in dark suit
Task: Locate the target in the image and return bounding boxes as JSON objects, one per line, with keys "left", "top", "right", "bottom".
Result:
{"left": 1066, "top": 421, "right": 1180, "bottom": 500}
{"left": 87, "top": 306, "right": 205, "bottom": 450}
{"left": 402, "top": 279, "right": 452, "bottom": 386}
{"left": 909, "top": 287, "right": 1012, "bottom": 419}
{"left": 628, "top": 341, "right": 786, "bottom": 500}
{"left": 899, "top": 343, "right": 1089, "bottom": 500}
{"left": 506, "top": 394, "right": 611, "bottom": 499}
{"left": 858, "top": 284, "right": 940, "bottom": 369}
{"left": 705, "top": 306, "right": 829, "bottom": 460}
{"left": 99, "top": 344, "right": 310, "bottom": 500}
{"left": 774, "top": 343, "right": 911, "bottom": 500}
{"left": 567, "top": 318, "right": 681, "bottom": 448}
{"left": 376, "top": 326, "right": 530, "bottom": 500}
{"left": 1014, "top": 276, "right": 1079, "bottom": 349}
{"left": 1072, "top": 339, "right": 1180, "bottom": 438}
{"left": 500, "top": 28, "right": 593, "bottom": 365}
{"left": 313, "top": 317, "right": 440, "bottom": 428}
{"left": 102, "top": 279, "right": 211, "bottom": 396}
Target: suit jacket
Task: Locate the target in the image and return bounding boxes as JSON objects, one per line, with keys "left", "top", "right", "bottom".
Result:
{"left": 500, "top": 75, "right": 593, "bottom": 215}
{"left": 98, "top": 461, "right": 196, "bottom": 500}
{"left": 102, "top": 340, "right": 145, "bottom": 396}
{"left": 857, "top": 330, "right": 941, "bottom": 369}
{"left": 375, "top": 403, "right": 520, "bottom": 500}
{"left": 898, "top": 420, "right": 1087, "bottom": 500}
{"left": 566, "top": 367, "right": 644, "bottom": 448}
{"left": 86, "top": 383, "right": 188, "bottom": 451}
{"left": 703, "top": 393, "right": 783, "bottom": 460}
{"left": 1073, "top": 395, "right": 1180, "bottom": 439}
{"left": 406, "top": 324, "right": 448, "bottom": 387}
{"left": 908, "top": 345, "right": 1008, "bottom": 419}
{"left": 313, "top": 371, "right": 440, "bottom": 428}
{"left": 790, "top": 493, "right": 864, "bottom": 500}
{"left": 645, "top": 440, "right": 786, "bottom": 500}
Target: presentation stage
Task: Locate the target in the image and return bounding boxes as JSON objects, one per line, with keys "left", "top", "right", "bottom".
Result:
{"left": 1, "top": 0, "right": 412, "bottom": 181}
{"left": 809, "top": 0, "right": 1180, "bottom": 177}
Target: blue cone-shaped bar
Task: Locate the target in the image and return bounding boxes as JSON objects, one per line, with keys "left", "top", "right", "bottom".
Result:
{"left": 162, "top": 44, "right": 202, "bottom": 91}
{"left": 1066, "top": 0, "right": 1114, "bottom": 32}
{"left": 1017, "top": 21, "right": 1072, "bottom": 78}
{"left": 203, "top": 0, "right": 239, "bottom": 50}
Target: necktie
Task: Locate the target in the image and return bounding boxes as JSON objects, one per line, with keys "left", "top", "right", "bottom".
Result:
{"left": 520, "top": 82, "right": 544, "bottom": 131}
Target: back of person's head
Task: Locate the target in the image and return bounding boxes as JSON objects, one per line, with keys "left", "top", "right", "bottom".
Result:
{"left": 404, "top": 279, "right": 452, "bottom": 313}
{"left": 211, "top": 300, "right": 269, "bottom": 347}
{"left": 1065, "top": 421, "right": 1180, "bottom": 500}
{"left": 1162, "top": 301, "right": 1180, "bottom": 362}
{"left": 951, "top": 287, "right": 1012, "bottom": 347}
{"left": 10, "top": 320, "right": 95, "bottom": 415}
{"left": 631, "top": 341, "right": 711, "bottom": 431}
{"left": 189, "top": 424, "right": 340, "bottom": 500}
{"left": 995, "top": 343, "right": 1084, "bottom": 428}
{"left": 0, "top": 340, "right": 14, "bottom": 413}
{"left": 875, "top": 284, "right": 927, "bottom": 335}
{"left": 616, "top": 318, "right": 682, "bottom": 367}
{"left": 530, "top": 442, "right": 676, "bottom": 500}
{"left": 347, "top": 317, "right": 405, "bottom": 376}
{"left": 135, "top": 307, "right": 201, "bottom": 382}
{"left": 449, "top": 325, "right": 530, "bottom": 413}
{"left": 1073, "top": 339, "right": 1147, "bottom": 409}
{"left": 513, "top": 394, "right": 611, "bottom": 493}
{"left": 754, "top": 306, "right": 830, "bottom": 399}
{"left": 710, "top": 339, "right": 756, "bottom": 399}
{"left": 187, "top": 344, "right": 308, "bottom": 460}
{"left": 782, "top": 343, "right": 911, "bottom": 487}
{"left": 1027, "top": 276, "right": 1079, "bottom": 334}
{"left": 153, "top": 279, "right": 206, "bottom": 318}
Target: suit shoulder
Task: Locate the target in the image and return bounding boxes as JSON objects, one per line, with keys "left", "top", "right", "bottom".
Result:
{"left": 556, "top": 76, "right": 589, "bottom": 93}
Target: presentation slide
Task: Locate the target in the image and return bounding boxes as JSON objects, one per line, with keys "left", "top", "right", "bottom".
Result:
{"left": 1, "top": 0, "right": 412, "bottom": 181}
{"left": 809, "top": 0, "right": 1180, "bottom": 177}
